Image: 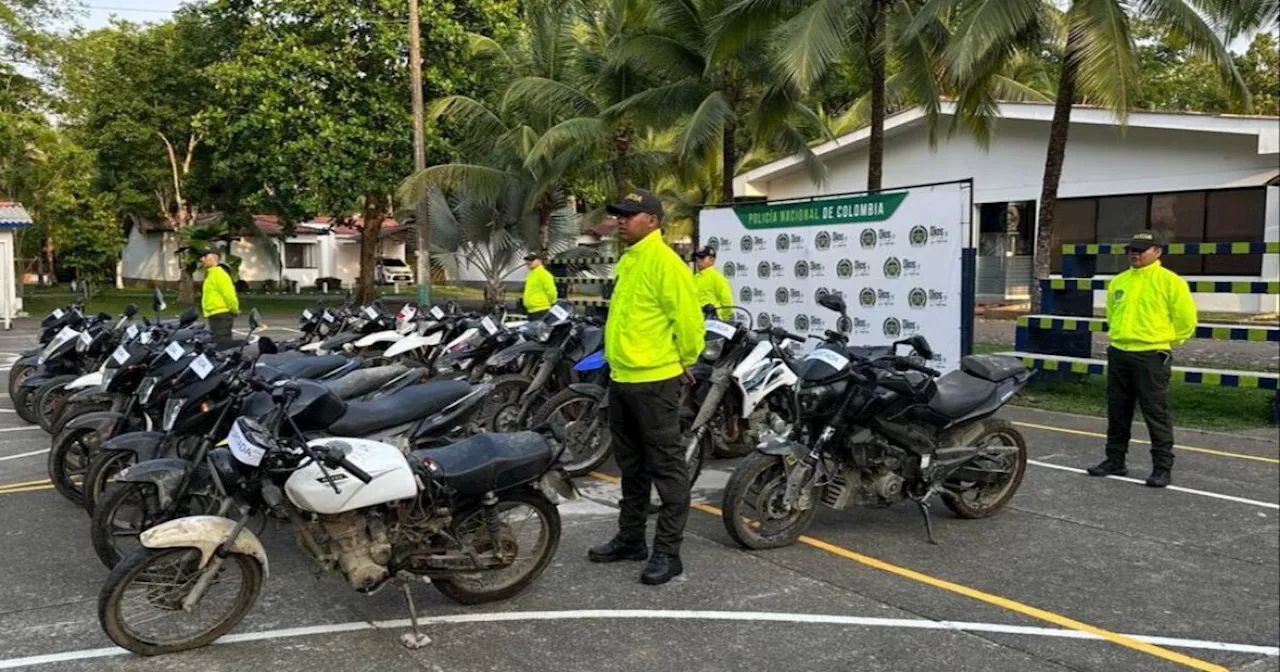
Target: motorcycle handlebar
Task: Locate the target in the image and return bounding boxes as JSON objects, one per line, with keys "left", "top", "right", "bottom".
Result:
{"left": 337, "top": 456, "right": 373, "bottom": 483}
{"left": 770, "top": 327, "right": 806, "bottom": 343}
{"left": 893, "top": 356, "right": 940, "bottom": 378}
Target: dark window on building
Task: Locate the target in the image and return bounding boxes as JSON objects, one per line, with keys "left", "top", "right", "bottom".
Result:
{"left": 1150, "top": 191, "right": 1206, "bottom": 276}
{"left": 1095, "top": 195, "right": 1149, "bottom": 273}
{"left": 1204, "top": 189, "right": 1265, "bottom": 275}
{"left": 1050, "top": 198, "right": 1097, "bottom": 273}
{"left": 285, "top": 242, "right": 317, "bottom": 269}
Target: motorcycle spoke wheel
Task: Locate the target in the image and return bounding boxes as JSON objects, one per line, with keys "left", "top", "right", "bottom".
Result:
{"left": 432, "top": 490, "right": 560, "bottom": 605}
{"left": 544, "top": 396, "right": 610, "bottom": 476}
{"left": 940, "top": 419, "right": 1028, "bottom": 520}
{"left": 100, "top": 547, "right": 261, "bottom": 656}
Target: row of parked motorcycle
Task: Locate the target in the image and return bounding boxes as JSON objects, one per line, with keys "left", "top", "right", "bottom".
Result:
{"left": 11, "top": 287, "right": 1035, "bottom": 658}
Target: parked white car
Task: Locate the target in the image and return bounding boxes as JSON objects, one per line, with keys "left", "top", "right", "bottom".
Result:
{"left": 375, "top": 257, "right": 414, "bottom": 284}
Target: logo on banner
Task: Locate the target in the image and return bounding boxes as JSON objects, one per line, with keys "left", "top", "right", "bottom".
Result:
{"left": 909, "top": 226, "right": 929, "bottom": 247}
{"left": 794, "top": 260, "right": 810, "bottom": 279}
{"left": 908, "top": 288, "right": 928, "bottom": 309}
{"left": 859, "top": 288, "right": 877, "bottom": 308}
{"left": 854, "top": 260, "right": 871, "bottom": 277}
{"left": 883, "top": 317, "right": 902, "bottom": 338}
{"left": 928, "top": 289, "right": 949, "bottom": 307}
{"left": 883, "top": 257, "right": 903, "bottom": 279}
{"left": 774, "top": 233, "right": 805, "bottom": 251}
{"left": 756, "top": 261, "right": 783, "bottom": 278}
{"left": 803, "top": 314, "right": 826, "bottom": 331}
{"left": 707, "top": 236, "right": 729, "bottom": 252}
{"left": 837, "top": 316, "right": 853, "bottom": 334}
{"left": 740, "top": 235, "right": 754, "bottom": 253}
{"left": 739, "top": 286, "right": 753, "bottom": 304}
{"left": 775, "top": 288, "right": 790, "bottom": 305}
{"left": 758, "top": 313, "right": 772, "bottom": 329}
{"left": 836, "top": 259, "right": 854, "bottom": 279}
{"left": 859, "top": 228, "right": 877, "bottom": 249}
{"left": 815, "top": 287, "right": 845, "bottom": 303}
{"left": 851, "top": 317, "right": 870, "bottom": 334}
{"left": 815, "top": 231, "right": 832, "bottom": 251}
{"left": 928, "top": 225, "right": 950, "bottom": 245}
{"left": 794, "top": 314, "right": 810, "bottom": 332}
{"left": 876, "top": 288, "right": 896, "bottom": 306}
{"left": 723, "top": 262, "right": 737, "bottom": 278}
{"left": 757, "top": 262, "right": 771, "bottom": 279}
{"left": 901, "top": 257, "right": 921, "bottom": 276}
{"left": 901, "top": 318, "right": 922, "bottom": 335}
{"left": 878, "top": 229, "right": 896, "bottom": 246}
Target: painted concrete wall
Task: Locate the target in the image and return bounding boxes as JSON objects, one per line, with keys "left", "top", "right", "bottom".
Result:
{"left": 121, "top": 228, "right": 183, "bottom": 283}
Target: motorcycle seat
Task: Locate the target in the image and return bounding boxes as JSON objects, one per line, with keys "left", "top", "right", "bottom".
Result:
{"left": 928, "top": 370, "right": 999, "bottom": 419}
{"left": 321, "top": 364, "right": 410, "bottom": 400}
{"left": 328, "top": 380, "right": 473, "bottom": 436}
{"left": 270, "top": 354, "right": 351, "bottom": 380}
{"left": 960, "top": 354, "right": 1026, "bottom": 383}
{"left": 414, "top": 431, "right": 554, "bottom": 496}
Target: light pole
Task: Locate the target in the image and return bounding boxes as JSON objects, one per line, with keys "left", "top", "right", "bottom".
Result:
{"left": 409, "top": 0, "right": 431, "bottom": 307}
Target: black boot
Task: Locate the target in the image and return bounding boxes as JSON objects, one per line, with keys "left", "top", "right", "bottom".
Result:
{"left": 640, "top": 552, "right": 683, "bottom": 585}
{"left": 588, "top": 538, "right": 648, "bottom": 563}
{"left": 1086, "top": 457, "right": 1128, "bottom": 477}
{"left": 1145, "top": 468, "right": 1171, "bottom": 488}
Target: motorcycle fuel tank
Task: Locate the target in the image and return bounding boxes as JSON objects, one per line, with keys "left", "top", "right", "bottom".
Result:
{"left": 285, "top": 438, "right": 418, "bottom": 515}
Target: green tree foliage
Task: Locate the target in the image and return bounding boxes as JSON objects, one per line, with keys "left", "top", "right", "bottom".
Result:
{"left": 1136, "top": 28, "right": 1280, "bottom": 115}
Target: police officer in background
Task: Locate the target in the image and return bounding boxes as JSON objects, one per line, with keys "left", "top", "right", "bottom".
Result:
{"left": 692, "top": 246, "right": 733, "bottom": 320}
{"left": 522, "top": 252, "right": 558, "bottom": 320}
{"left": 588, "top": 188, "right": 704, "bottom": 585}
{"left": 1087, "top": 230, "right": 1197, "bottom": 488}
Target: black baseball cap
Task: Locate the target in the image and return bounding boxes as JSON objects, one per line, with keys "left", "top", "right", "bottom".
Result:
{"left": 606, "top": 188, "right": 664, "bottom": 219}
{"left": 1125, "top": 230, "right": 1164, "bottom": 252}
{"left": 691, "top": 246, "right": 717, "bottom": 259}
{"left": 195, "top": 248, "right": 218, "bottom": 257}
{"left": 523, "top": 252, "right": 543, "bottom": 262}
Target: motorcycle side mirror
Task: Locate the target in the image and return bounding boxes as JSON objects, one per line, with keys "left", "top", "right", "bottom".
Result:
{"left": 248, "top": 308, "right": 262, "bottom": 332}
{"left": 817, "top": 294, "right": 847, "bottom": 315}
{"left": 179, "top": 307, "right": 199, "bottom": 327}
{"left": 123, "top": 303, "right": 138, "bottom": 318}
{"left": 905, "top": 334, "right": 934, "bottom": 360}
{"left": 152, "top": 287, "right": 167, "bottom": 313}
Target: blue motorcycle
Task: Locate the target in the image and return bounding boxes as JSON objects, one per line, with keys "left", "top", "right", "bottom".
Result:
{"left": 527, "top": 348, "right": 611, "bottom": 476}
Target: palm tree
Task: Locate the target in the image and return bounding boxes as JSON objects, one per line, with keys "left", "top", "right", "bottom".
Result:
{"left": 606, "top": 0, "right": 828, "bottom": 204}
{"left": 935, "top": 0, "right": 1261, "bottom": 311}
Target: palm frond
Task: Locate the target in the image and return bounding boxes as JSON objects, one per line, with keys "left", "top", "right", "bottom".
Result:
{"left": 773, "top": 0, "right": 855, "bottom": 91}
{"left": 399, "top": 164, "right": 511, "bottom": 209}
{"left": 610, "top": 34, "right": 706, "bottom": 80}
{"left": 1135, "top": 0, "right": 1251, "bottom": 104}
{"left": 676, "top": 91, "right": 732, "bottom": 162}
{"left": 943, "top": 0, "right": 1045, "bottom": 78}
{"left": 706, "top": 0, "right": 809, "bottom": 62}
{"left": 1070, "top": 0, "right": 1141, "bottom": 117}
{"left": 502, "top": 76, "right": 601, "bottom": 121}
{"left": 524, "top": 117, "right": 610, "bottom": 170}
{"left": 426, "top": 96, "right": 510, "bottom": 152}
{"left": 602, "top": 77, "right": 711, "bottom": 125}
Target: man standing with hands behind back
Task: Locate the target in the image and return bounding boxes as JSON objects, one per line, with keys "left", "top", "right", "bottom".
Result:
{"left": 198, "top": 249, "right": 239, "bottom": 347}
{"left": 1087, "top": 230, "right": 1196, "bottom": 488}
{"left": 522, "top": 253, "right": 558, "bottom": 320}
{"left": 588, "top": 188, "right": 704, "bottom": 585}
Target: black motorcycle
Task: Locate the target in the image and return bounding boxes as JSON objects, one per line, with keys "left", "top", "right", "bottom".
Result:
{"left": 722, "top": 293, "right": 1032, "bottom": 549}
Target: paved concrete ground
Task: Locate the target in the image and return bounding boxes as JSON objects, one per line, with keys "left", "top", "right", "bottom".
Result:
{"left": 976, "top": 318, "right": 1280, "bottom": 371}
{"left": 0, "top": 325, "right": 1276, "bottom": 672}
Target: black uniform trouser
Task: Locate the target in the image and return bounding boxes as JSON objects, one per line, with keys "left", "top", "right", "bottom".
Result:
{"left": 609, "top": 377, "right": 690, "bottom": 556}
{"left": 207, "top": 313, "right": 235, "bottom": 349}
{"left": 1105, "top": 347, "right": 1175, "bottom": 470}
{"left": 526, "top": 310, "right": 547, "bottom": 321}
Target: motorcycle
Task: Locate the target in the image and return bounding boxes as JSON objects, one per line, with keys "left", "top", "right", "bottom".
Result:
{"left": 97, "top": 376, "right": 572, "bottom": 656}
{"left": 7, "top": 299, "right": 89, "bottom": 405}
{"left": 721, "top": 293, "right": 1032, "bottom": 549}
{"left": 526, "top": 348, "right": 611, "bottom": 476}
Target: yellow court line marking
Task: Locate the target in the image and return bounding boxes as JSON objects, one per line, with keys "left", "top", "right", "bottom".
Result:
{"left": 0, "top": 477, "right": 52, "bottom": 489}
{"left": 589, "top": 472, "right": 1228, "bottom": 672}
{"left": 1011, "top": 421, "right": 1280, "bottom": 465}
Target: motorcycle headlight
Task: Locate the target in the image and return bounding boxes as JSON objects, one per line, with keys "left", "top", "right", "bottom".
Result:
{"left": 163, "top": 398, "right": 187, "bottom": 431}
{"left": 100, "top": 368, "right": 118, "bottom": 390}
{"left": 797, "top": 381, "right": 846, "bottom": 414}
{"left": 532, "top": 322, "right": 551, "bottom": 343}
{"left": 137, "top": 377, "right": 159, "bottom": 404}
{"left": 702, "top": 339, "right": 724, "bottom": 362}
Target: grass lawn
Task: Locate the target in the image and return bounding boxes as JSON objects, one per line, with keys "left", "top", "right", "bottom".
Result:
{"left": 974, "top": 341, "right": 1276, "bottom": 431}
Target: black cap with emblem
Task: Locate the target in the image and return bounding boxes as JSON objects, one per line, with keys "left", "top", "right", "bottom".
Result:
{"left": 606, "top": 188, "right": 664, "bottom": 219}
{"left": 1124, "top": 230, "right": 1164, "bottom": 252}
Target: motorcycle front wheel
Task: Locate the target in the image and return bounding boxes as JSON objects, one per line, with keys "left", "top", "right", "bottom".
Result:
{"left": 50, "top": 399, "right": 113, "bottom": 438}
{"left": 479, "top": 374, "right": 531, "bottom": 432}
{"left": 99, "top": 546, "right": 263, "bottom": 656}
{"left": 35, "top": 377, "right": 74, "bottom": 433}
{"left": 83, "top": 449, "right": 136, "bottom": 514}
{"left": 721, "top": 452, "right": 818, "bottom": 550}
{"left": 8, "top": 364, "right": 36, "bottom": 421}
{"left": 432, "top": 488, "right": 561, "bottom": 605}
{"left": 47, "top": 425, "right": 101, "bottom": 505}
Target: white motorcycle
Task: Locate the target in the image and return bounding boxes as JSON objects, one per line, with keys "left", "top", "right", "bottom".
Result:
{"left": 682, "top": 318, "right": 803, "bottom": 481}
{"left": 97, "top": 380, "right": 574, "bottom": 657}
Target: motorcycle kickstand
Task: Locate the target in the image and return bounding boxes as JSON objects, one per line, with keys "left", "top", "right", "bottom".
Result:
{"left": 910, "top": 491, "right": 940, "bottom": 546}
{"left": 395, "top": 573, "right": 432, "bottom": 649}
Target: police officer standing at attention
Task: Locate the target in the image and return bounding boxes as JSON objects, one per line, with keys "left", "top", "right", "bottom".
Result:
{"left": 692, "top": 246, "right": 733, "bottom": 320}
{"left": 1087, "top": 230, "right": 1197, "bottom": 488}
{"left": 588, "top": 188, "right": 704, "bottom": 585}
{"left": 522, "top": 252, "right": 558, "bottom": 321}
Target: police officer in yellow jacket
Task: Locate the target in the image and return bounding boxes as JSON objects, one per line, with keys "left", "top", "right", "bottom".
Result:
{"left": 198, "top": 249, "right": 239, "bottom": 347}
{"left": 522, "top": 253, "right": 558, "bottom": 320}
{"left": 588, "top": 188, "right": 704, "bottom": 585}
{"left": 1087, "top": 231, "right": 1197, "bottom": 488}
{"left": 692, "top": 246, "right": 733, "bottom": 320}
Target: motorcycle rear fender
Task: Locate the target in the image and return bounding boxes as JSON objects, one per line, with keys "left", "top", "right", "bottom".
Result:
{"left": 16, "top": 354, "right": 41, "bottom": 367}
{"left": 115, "top": 457, "right": 199, "bottom": 509}
{"left": 65, "top": 410, "right": 128, "bottom": 440}
{"left": 354, "top": 330, "right": 401, "bottom": 348}
{"left": 567, "top": 382, "right": 606, "bottom": 399}
{"left": 67, "top": 371, "right": 103, "bottom": 390}
{"left": 384, "top": 332, "right": 443, "bottom": 359}
{"left": 488, "top": 340, "right": 547, "bottom": 368}
{"left": 756, "top": 434, "right": 804, "bottom": 459}
{"left": 411, "top": 384, "right": 491, "bottom": 440}
{"left": 139, "top": 515, "right": 269, "bottom": 577}
{"left": 100, "top": 430, "right": 167, "bottom": 462}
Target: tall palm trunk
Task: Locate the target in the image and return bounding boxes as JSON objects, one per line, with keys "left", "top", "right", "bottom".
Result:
{"left": 866, "top": 0, "right": 887, "bottom": 192}
{"left": 612, "top": 123, "right": 632, "bottom": 193}
{"left": 1032, "top": 28, "right": 1082, "bottom": 313}
{"left": 358, "top": 195, "right": 384, "bottom": 303}
{"left": 721, "top": 116, "right": 736, "bottom": 204}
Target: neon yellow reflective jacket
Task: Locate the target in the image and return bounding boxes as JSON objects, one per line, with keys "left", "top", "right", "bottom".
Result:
{"left": 523, "top": 265, "right": 558, "bottom": 313}
{"left": 605, "top": 231, "right": 705, "bottom": 383}
{"left": 1105, "top": 260, "right": 1197, "bottom": 352}
{"left": 201, "top": 264, "right": 239, "bottom": 317}
{"left": 695, "top": 267, "right": 733, "bottom": 321}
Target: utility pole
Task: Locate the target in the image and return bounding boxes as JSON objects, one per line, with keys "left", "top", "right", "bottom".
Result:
{"left": 409, "top": 0, "right": 431, "bottom": 307}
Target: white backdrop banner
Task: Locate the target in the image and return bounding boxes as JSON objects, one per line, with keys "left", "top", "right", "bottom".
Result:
{"left": 698, "top": 182, "right": 972, "bottom": 371}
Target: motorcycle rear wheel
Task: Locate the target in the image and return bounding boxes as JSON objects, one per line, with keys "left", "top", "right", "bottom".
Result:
{"left": 99, "top": 546, "right": 262, "bottom": 656}
{"left": 939, "top": 418, "right": 1028, "bottom": 519}
{"left": 8, "top": 364, "right": 36, "bottom": 421}
{"left": 722, "top": 451, "right": 818, "bottom": 550}
{"left": 529, "top": 387, "right": 611, "bottom": 477}
{"left": 432, "top": 488, "right": 561, "bottom": 605}
{"left": 478, "top": 374, "right": 531, "bottom": 431}
{"left": 91, "top": 482, "right": 220, "bottom": 569}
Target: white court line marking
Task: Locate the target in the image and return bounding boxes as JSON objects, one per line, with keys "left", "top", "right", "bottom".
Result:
{"left": 0, "top": 449, "right": 48, "bottom": 461}
{"left": 0, "top": 409, "right": 13, "bottom": 413}
{"left": 0, "top": 609, "right": 1274, "bottom": 669}
{"left": 0, "top": 426, "right": 41, "bottom": 433}
{"left": 1029, "top": 460, "right": 1280, "bottom": 510}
